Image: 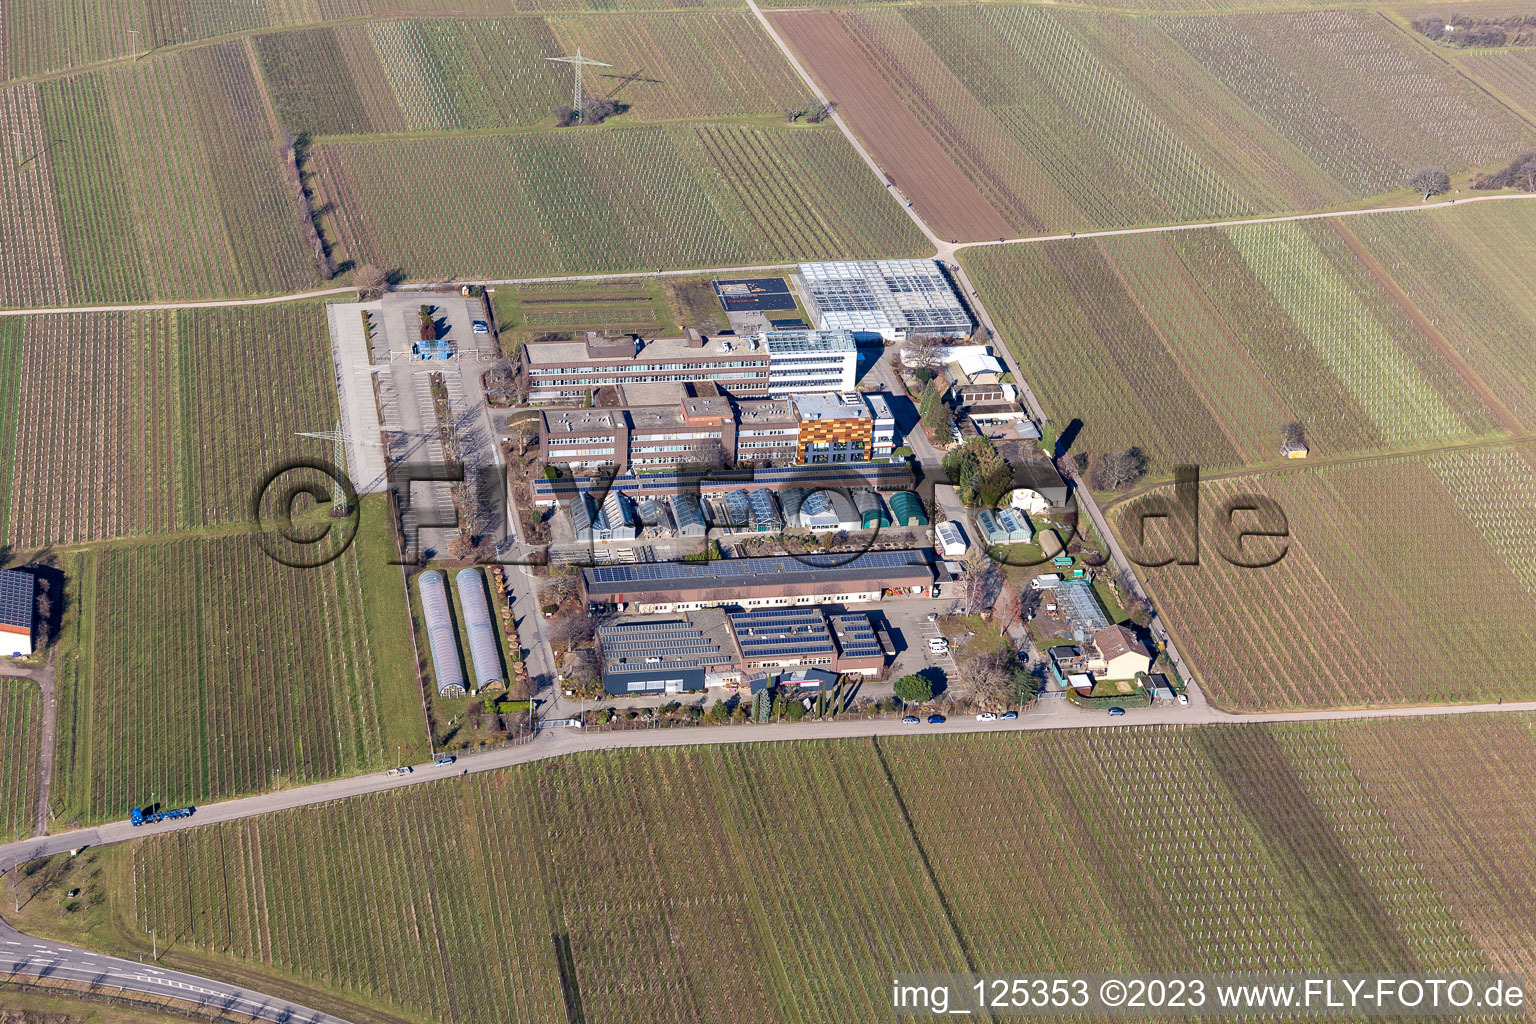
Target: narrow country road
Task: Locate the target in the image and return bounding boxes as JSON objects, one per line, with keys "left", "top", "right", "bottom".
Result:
{"left": 0, "top": 917, "right": 349, "bottom": 1024}
{"left": 6, "top": 695, "right": 1536, "bottom": 874}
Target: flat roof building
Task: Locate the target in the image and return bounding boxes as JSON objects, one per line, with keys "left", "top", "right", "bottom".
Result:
{"left": 794, "top": 392, "right": 873, "bottom": 464}
{"left": 598, "top": 612, "right": 737, "bottom": 695}
{"left": 581, "top": 549, "right": 938, "bottom": 612}
{"left": 762, "top": 329, "right": 857, "bottom": 397}
{"left": 523, "top": 330, "right": 770, "bottom": 402}
{"left": 799, "top": 260, "right": 973, "bottom": 341}
{"left": 0, "top": 569, "right": 34, "bottom": 657}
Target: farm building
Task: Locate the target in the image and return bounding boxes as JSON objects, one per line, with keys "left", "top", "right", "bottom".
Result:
{"left": 598, "top": 613, "right": 736, "bottom": 695}
{"left": 977, "top": 507, "right": 1033, "bottom": 546}
{"left": 935, "top": 520, "right": 968, "bottom": 557}
{"left": 888, "top": 490, "right": 929, "bottom": 527}
{"left": 1010, "top": 463, "right": 1072, "bottom": 512}
{"left": 581, "top": 549, "right": 939, "bottom": 612}
{"left": 799, "top": 260, "right": 973, "bottom": 341}
{"left": 853, "top": 489, "right": 889, "bottom": 528}
{"left": 455, "top": 569, "right": 504, "bottom": 692}
{"left": 0, "top": 569, "right": 35, "bottom": 657}
{"left": 417, "top": 570, "right": 466, "bottom": 696}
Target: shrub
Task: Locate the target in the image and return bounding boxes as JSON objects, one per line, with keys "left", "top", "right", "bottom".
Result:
{"left": 894, "top": 673, "right": 934, "bottom": 704}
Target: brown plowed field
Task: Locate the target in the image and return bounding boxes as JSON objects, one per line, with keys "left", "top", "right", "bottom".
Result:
{"left": 770, "top": 9, "right": 1015, "bottom": 242}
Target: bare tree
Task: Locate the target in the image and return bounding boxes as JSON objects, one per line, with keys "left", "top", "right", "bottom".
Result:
{"left": 1087, "top": 448, "right": 1147, "bottom": 492}
{"left": 355, "top": 263, "right": 388, "bottom": 299}
{"left": 959, "top": 546, "right": 1000, "bottom": 615}
{"left": 904, "top": 332, "right": 948, "bottom": 372}
{"left": 1408, "top": 166, "right": 1450, "bottom": 200}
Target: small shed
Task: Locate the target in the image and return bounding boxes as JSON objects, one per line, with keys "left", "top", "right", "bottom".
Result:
{"left": 935, "top": 520, "right": 968, "bottom": 557}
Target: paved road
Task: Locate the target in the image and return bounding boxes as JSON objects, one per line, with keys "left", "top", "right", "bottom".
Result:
{"left": 0, "top": 918, "right": 347, "bottom": 1024}
{"left": 9, "top": 695, "right": 1536, "bottom": 875}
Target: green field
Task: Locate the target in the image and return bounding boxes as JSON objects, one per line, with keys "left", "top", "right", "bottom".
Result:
{"left": 313, "top": 123, "right": 926, "bottom": 280}
{"left": 2, "top": 0, "right": 746, "bottom": 81}
{"left": 1117, "top": 443, "right": 1536, "bottom": 710}
{"left": 17, "top": 718, "right": 1536, "bottom": 1022}
{"left": 2, "top": 304, "right": 344, "bottom": 549}
{"left": 773, "top": 6, "right": 1536, "bottom": 238}
{"left": 256, "top": 14, "right": 808, "bottom": 136}
{"left": 29, "top": 44, "right": 318, "bottom": 304}
{"left": 0, "top": 677, "right": 41, "bottom": 841}
{"left": 963, "top": 202, "right": 1536, "bottom": 475}
{"left": 48, "top": 499, "right": 424, "bottom": 827}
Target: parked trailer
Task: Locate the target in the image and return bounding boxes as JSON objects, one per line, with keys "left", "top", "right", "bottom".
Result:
{"left": 130, "top": 806, "right": 195, "bottom": 826}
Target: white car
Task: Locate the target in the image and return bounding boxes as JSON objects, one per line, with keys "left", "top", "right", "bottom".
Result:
{"left": 1178, "top": 692, "right": 1190, "bottom": 706}
{"left": 928, "top": 639, "right": 949, "bottom": 653}
{"left": 385, "top": 766, "right": 413, "bottom": 777}
{"left": 471, "top": 320, "right": 490, "bottom": 334}
{"left": 976, "top": 712, "right": 997, "bottom": 722}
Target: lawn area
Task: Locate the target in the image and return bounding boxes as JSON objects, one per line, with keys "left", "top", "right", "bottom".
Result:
{"left": 14, "top": 717, "right": 1536, "bottom": 1023}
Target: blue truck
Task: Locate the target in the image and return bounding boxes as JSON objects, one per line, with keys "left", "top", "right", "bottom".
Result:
{"left": 129, "top": 806, "right": 195, "bottom": 826}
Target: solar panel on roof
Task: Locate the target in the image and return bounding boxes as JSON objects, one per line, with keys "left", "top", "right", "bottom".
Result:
{"left": 0, "top": 570, "right": 33, "bottom": 629}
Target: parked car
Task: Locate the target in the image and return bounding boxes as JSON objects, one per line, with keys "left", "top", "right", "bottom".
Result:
{"left": 471, "top": 320, "right": 490, "bottom": 334}
{"left": 926, "top": 612, "right": 939, "bottom": 622}
{"left": 902, "top": 715, "right": 921, "bottom": 725}
{"left": 927, "top": 714, "right": 947, "bottom": 724}
{"left": 976, "top": 712, "right": 997, "bottom": 722}
{"left": 386, "top": 766, "right": 413, "bottom": 777}
{"left": 434, "top": 755, "right": 457, "bottom": 766}
{"left": 1108, "top": 707, "right": 1126, "bottom": 717}
{"left": 1000, "top": 710, "right": 1019, "bottom": 720}
{"left": 1178, "top": 692, "right": 1189, "bottom": 706}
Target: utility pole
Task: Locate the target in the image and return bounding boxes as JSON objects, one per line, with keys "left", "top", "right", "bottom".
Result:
{"left": 545, "top": 49, "right": 611, "bottom": 122}
{"left": 296, "top": 421, "right": 382, "bottom": 517}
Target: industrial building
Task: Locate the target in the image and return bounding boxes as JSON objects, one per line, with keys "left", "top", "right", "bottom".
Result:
{"left": 581, "top": 549, "right": 940, "bottom": 612}
{"left": 417, "top": 570, "right": 466, "bottom": 695}
{"left": 455, "top": 569, "right": 505, "bottom": 691}
{"left": 726, "top": 607, "right": 885, "bottom": 675}
{"left": 0, "top": 569, "right": 34, "bottom": 657}
{"left": 762, "top": 330, "right": 858, "bottom": 396}
{"left": 598, "top": 614, "right": 737, "bottom": 695}
{"left": 799, "top": 260, "right": 973, "bottom": 341}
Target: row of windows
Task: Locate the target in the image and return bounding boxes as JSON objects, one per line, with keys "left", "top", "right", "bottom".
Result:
{"left": 530, "top": 362, "right": 766, "bottom": 375}
{"left": 530, "top": 373, "right": 767, "bottom": 385}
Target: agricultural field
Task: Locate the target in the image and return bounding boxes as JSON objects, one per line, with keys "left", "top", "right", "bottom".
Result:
{"left": 0, "top": 677, "right": 41, "bottom": 842}
{"left": 49, "top": 503, "right": 424, "bottom": 827}
{"left": 0, "top": 85, "right": 70, "bottom": 308}
{"left": 3, "top": 304, "right": 343, "bottom": 550}
{"left": 19, "top": 718, "right": 1536, "bottom": 1022}
{"left": 312, "top": 123, "right": 926, "bottom": 280}
{"left": 1441, "top": 47, "right": 1536, "bottom": 123}
{"left": 1118, "top": 442, "right": 1536, "bottom": 709}
{"left": 962, "top": 203, "right": 1536, "bottom": 474}
{"left": 2, "top": 0, "right": 743, "bottom": 80}
{"left": 22, "top": 43, "right": 318, "bottom": 305}
{"left": 770, "top": 7, "right": 1535, "bottom": 238}
{"left": 256, "top": 15, "right": 806, "bottom": 136}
